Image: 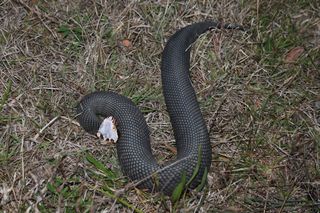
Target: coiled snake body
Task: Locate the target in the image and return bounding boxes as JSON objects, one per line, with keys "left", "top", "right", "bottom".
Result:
{"left": 76, "top": 21, "right": 243, "bottom": 195}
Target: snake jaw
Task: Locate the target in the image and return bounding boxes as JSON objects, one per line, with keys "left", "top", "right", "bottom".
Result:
{"left": 97, "top": 116, "right": 118, "bottom": 143}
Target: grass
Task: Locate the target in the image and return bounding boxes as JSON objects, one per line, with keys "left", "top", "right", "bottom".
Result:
{"left": 1, "top": 0, "right": 319, "bottom": 212}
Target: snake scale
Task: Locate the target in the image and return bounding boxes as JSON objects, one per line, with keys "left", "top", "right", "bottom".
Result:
{"left": 76, "top": 21, "right": 244, "bottom": 195}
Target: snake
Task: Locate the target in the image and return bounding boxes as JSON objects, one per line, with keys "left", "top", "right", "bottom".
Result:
{"left": 76, "top": 21, "right": 244, "bottom": 195}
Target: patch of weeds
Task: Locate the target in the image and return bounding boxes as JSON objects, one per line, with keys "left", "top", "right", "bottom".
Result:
{"left": 138, "top": 3, "right": 178, "bottom": 41}
{"left": 130, "top": 85, "right": 161, "bottom": 108}
{"left": 41, "top": 176, "right": 93, "bottom": 212}
{"left": 4, "top": 135, "right": 22, "bottom": 158}
{"left": 57, "top": 24, "right": 85, "bottom": 57}
{"left": 258, "top": 94, "right": 309, "bottom": 134}
{"left": 260, "top": 96, "right": 287, "bottom": 117}
{"left": 101, "top": 20, "right": 116, "bottom": 43}
{"left": 231, "top": 155, "right": 261, "bottom": 179}
{"left": 94, "top": 51, "right": 119, "bottom": 90}
{"left": 56, "top": 12, "right": 94, "bottom": 56}
{"left": 35, "top": 95, "right": 53, "bottom": 115}
{"left": 0, "top": 139, "right": 18, "bottom": 167}
{"left": 171, "top": 146, "right": 209, "bottom": 210}
{"left": 258, "top": 29, "right": 302, "bottom": 65}
{"left": 303, "top": 48, "right": 320, "bottom": 72}
{"left": 256, "top": 3, "right": 305, "bottom": 65}
{"left": 58, "top": 25, "right": 84, "bottom": 42}
{"left": 85, "top": 153, "right": 117, "bottom": 181}
{"left": 57, "top": 11, "right": 115, "bottom": 59}
{"left": 84, "top": 153, "right": 143, "bottom": 212}
{"left": 200, "top": 95, "right": 220, "bottom": 112}
{"left": 207, "top": 61, "right": 224, "bottom": 81}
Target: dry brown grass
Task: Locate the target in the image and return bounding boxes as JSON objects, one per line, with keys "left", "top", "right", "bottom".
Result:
{"left": 1, "top": 0, "right": 319, "bottom": 212}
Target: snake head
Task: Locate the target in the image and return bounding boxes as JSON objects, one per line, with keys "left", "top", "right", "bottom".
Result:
{"left": 96, "top": 116, "right": 118, "bottom": 143}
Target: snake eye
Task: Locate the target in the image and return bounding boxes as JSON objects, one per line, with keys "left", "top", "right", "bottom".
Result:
{"left": 96, "top": 116, "right": 118, "bottom": 143}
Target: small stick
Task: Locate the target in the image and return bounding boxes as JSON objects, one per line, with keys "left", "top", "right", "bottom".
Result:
{"left": 20, "top": 137, "right": 25, "bottom": 182}
{"left": 33, "top": 116, "right": 60, "bottom": 140}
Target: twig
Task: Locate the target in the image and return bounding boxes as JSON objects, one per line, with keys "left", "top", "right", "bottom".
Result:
{"left": 20, "top": 136, "right": 25, "bottom": 182}
{"left": 33, "top": 116, "right": 60, "bottom": 141}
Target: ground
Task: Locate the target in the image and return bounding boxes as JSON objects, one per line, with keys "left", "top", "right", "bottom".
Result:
{"left": 0, "top": 0, "right": 319, "bottom": 212}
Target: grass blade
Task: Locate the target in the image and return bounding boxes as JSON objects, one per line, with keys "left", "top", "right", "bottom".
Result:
{"left": 86, "top": 153, "right": 116, "bottom": 179}
{"left": 186, "top": 145, "right": 202, "bottom": 187}
{"left": 171, "top": 171, "right": 187, "bottom": 203}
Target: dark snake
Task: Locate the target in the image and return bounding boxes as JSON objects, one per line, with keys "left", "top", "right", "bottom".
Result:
{"left": 76, "top": 21, "right": 244, "bottom": 195}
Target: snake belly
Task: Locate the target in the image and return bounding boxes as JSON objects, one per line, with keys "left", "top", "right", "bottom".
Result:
{"left": 76, "top": 21, "right": 243, "bottom": 195}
